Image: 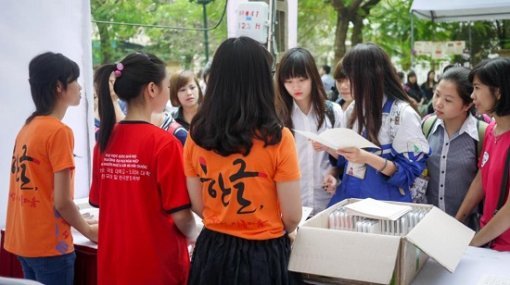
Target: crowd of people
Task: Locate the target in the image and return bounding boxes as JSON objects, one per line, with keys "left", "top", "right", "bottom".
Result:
{"left": 4, "top": 37, "right": 510, "bottom": 285}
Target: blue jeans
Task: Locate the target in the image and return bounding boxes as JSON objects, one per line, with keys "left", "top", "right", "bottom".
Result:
{"left": 17, "top": 252, "right": 76, "bottom": 285}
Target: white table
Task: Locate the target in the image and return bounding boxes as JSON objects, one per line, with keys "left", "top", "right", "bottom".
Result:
{"left": 413, "top": 246, "right": 510, "bottom": 285}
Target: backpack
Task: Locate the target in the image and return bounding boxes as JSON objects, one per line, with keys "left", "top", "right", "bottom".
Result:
{"left": 161, "top": 112, "right": 187, "bottom": 145}
{"left": 325, "top": 100, "right": 336, "bottom": 127}
{"left": 167, "top": 120, "right": 187, "bottom": 145}
{"left": 421, "top": 114, "right": 488, "bottom": 158}
{"left": 168, "top": 120, "right": 184, "bottom": 136}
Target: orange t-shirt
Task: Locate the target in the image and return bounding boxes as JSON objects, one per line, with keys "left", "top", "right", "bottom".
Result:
{"left": 4, "top": 116, "right": 75, "bottom": 257}
{"left": 184, "top": 127, "right": 300, "bottom": 240}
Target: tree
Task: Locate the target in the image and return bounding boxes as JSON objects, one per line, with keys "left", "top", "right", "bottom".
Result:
{"left": 144, "top": 0, "right": 227, "bottom": 69}
{"left": 328, "top": 0, "right": 381, "bottom": 64}
{"left": 297, "top": 0, "right": 336, "bottom": 64}
{"left": 364, "top": 0, "right": 459, "bottom": 70}
{"left": 90, "top": 0, "right": 227, "bottom": 68}
{"left": 298, "top": 0, "right": 381, "bottom": 65}
{"left": 450, "top": 21, "right": 499, "bottom": 65}
{"left": 496, "top": 20, "right": 510, "bottom": 50}
{"left": 91, "top": 0, "right": 158, "bottom": 63}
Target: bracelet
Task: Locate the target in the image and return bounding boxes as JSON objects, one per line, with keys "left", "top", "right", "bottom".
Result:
{"left": 377, "top": 159, "right": 388, "bottom": 173}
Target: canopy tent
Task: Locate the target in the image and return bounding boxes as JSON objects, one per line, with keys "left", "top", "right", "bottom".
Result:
{"left": 411, "top": 0, "right": 510, "bottom": 22}
{"left": 409, "top": 0, "right": 510, "bottom": 66}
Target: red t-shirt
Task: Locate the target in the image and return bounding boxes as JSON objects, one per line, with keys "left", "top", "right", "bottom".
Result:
{"left": 90, "top": 121, "right": 191, "bottom": 284}
{"left": 479, "top": 121, "right": 510, "bottom": 251}
{"left": 183, "top": 127, "right": 300, "bottom": 240}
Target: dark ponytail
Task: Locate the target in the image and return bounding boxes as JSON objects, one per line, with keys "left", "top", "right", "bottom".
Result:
{"left": 94, "top": 64, "right": 117, "bottom": 152}
{"left": 95, "top": 52, "right": 166, "bottom": 152}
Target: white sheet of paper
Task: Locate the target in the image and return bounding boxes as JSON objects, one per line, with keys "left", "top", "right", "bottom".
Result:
{"left": 345, "top": 198, "right": 412, "bottom": 221}
{"left": 299, "top": 207, "right": 313, "bottom": 227}
{"left": 294, "top": 128, "right": 380, "bottom": 150}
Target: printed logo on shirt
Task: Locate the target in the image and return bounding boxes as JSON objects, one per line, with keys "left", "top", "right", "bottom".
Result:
{"left": 481, "top": 151, "right": 489, "bottom": 168}
{"left": 99, "top": 153, "right": 151, "bottom": 181}
{"left": 407, "top": 140, "right": 427, "bottom": 159}
{"left": 11, "top": 144, "right": 41, "bottom": 191}
{"left": 199, "top": 157, "right": 267, "bottom": 214}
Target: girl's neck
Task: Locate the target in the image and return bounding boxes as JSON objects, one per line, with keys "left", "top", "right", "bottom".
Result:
{"left": 150, "top": 112, "right": 164, "bottom": 127}
{"left": 182, "top": 105, "right": 198, "bottom": 123}
{"left": 341, "top": 99, "right": 353, "bottom": 111}
{"left": 494, "top": 114, "right": 510, "bottom": 136}
{"left": 124, "top": 104, "right": 151, "bottom": 122}
{"left": 295, "top": 99, "right": 312, "bottom": 115}
{"left": 443, "top": 112, "right": 468, "bottom": 139}
{"left": 50, "top": 103, "right": 67, "bottom": 120}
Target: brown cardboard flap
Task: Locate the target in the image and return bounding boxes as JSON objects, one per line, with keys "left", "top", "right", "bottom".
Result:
{"left": 289, "top": 227, "right": 401, "bottom": 284}
{"left": 405, "top": 207, "right": 475, "bottom": 272}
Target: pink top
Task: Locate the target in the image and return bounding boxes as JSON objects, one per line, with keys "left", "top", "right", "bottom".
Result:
{"left": 479, "top": 121, "right": 510, "bottom": 251}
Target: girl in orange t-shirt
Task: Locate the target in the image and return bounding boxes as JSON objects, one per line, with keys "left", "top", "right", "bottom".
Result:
{"left": 184, "top": 37, "right": 303, "bottom": 285}
{"left": 4, "top": 52, "right": 98, "bottom": 285}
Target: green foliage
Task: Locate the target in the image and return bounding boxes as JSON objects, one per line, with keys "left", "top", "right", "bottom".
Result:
{"left": 364, "top": 0, "right": 503, "bottom": 69}
{"left": 450, "top": 21, "right": 499, "bottom": 65}
{"left": 363, "top": 0, "right": 455, "bottom": 70}
{"left": 297, "top": 0, "right": 336, "bottom": 64}
{"left": 300, "top": 0, "right": 507, "bottom": 70}
{"left": 91, "top": 0, "right": 227, "bottom": 69}
{"left": 91, "top": 0, "right": 509, "bottom": 71}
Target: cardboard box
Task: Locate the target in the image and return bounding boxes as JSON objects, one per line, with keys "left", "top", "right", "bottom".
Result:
{"left": 288, "top": 199, "right": 475, "bottom": 285}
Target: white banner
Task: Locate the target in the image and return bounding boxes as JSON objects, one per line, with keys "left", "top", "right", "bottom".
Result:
{"left": 227, "top": 0, "right": 298, "bottom": 49}
{"left": 236, "top": 2, "right": 269, "bottom": 43}
{"left": 0, "top": 0, "right": 94, "bottom": 226}
{"left": 414, "top": 41, "right": 466, "bottom": 59}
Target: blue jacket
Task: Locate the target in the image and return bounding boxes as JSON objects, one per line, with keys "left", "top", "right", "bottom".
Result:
{"left": 328, "top": 98, "right": 430, "bottom": 206}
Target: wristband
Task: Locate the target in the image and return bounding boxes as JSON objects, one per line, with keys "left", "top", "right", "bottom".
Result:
{"left": 377, "top": 159, "right": 388, "bottom": 173}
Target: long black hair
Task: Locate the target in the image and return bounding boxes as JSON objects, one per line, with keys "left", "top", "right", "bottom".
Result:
{"left": 275, "top": 47, "right": 327, "bottom": 131}
{"left": 26, "top": 52, "right": 80, "bottom": 124}
{"left": 94, "top": 52, "right": 166, "bottom": 152}
{"left": 190, "top": 36, "right": 282, "bottom": 156}
{"left": 342, "top": 43, "right": 411, "bottom": 146}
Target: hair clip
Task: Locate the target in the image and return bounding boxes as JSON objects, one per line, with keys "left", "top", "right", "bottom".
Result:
{"left": 114, "top": 62, "right": 124, "bottom": 78}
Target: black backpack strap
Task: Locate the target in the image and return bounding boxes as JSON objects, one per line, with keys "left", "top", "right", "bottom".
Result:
{"left": 325, "top": 100, "right": 336, "bottom": 127}
{"left": 475, "top": 119, "right": 488, "bottom": 160}
{"left": 496, "top": 148, "right": 510, "bottom": 213}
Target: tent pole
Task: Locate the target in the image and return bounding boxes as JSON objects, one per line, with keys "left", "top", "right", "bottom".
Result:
{"left": 267, "top": 0, "right": 274, "bottom": 53}
{"left": 468, "top": 21, "right": 473, "bottom": 67}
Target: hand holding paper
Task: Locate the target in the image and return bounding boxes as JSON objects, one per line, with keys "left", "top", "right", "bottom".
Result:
{"left": 294, "top": 128, "right": 380, "bottom": 150}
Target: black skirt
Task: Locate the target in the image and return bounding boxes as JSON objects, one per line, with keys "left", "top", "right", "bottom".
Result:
{"left": 189, "top": 228, "right": 303, "bottom": 285}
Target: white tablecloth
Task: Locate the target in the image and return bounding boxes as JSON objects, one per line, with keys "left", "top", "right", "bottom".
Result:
{"left": 413, "top": 246, "right": 510, "bottom": 285}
